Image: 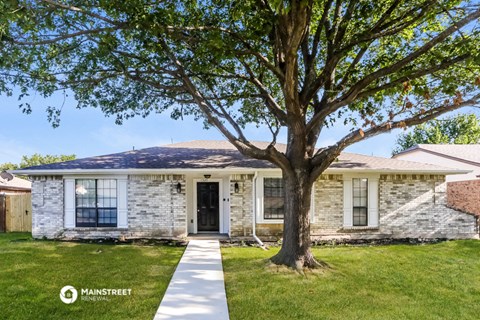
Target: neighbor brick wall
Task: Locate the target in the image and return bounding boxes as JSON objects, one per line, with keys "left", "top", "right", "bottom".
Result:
{"left": 447, "top": 180, "right": 480, "bottom": 216}
{"left": 31, "top": 176, "right": 64, "bottom": 238}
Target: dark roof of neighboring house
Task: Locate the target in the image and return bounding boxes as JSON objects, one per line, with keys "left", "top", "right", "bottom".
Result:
{"left": 13, "top": 140, "right": 467, "bottom": 174}
{"left": 393, "top": 144, "right": 480, "bottom": 166}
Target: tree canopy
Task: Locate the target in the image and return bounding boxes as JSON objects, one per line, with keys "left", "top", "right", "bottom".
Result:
{"left": 1, "top": 0, "right": 480, "bottom": 268}
{"left": 0, "top": 153, "right": 76, "bottom": 171}
{"left": 392, "top": 113, "right": 480, "bottom": 154}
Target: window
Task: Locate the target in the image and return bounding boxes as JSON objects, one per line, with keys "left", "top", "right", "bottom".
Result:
{"left": 264, "top": 178, "right": 284, "bottom": 220}
{"left": 352, "top": 178, "right": 368, "bottom": 226}
{"left": 75, "top": 179, "right": 117, "bottom": 227}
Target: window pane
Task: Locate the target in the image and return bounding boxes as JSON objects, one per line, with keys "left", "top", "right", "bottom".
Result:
{"left": 76, "top": 208, "right": 96, "bottom": 227}
{"left": 98, "top": 209, "right": 117, "bottom": 227}
{"left": 352, "top": 178, "right": 368, "bottom": 226}
{"left": 75, "top": 180, "right": 96, "bottom": 208}
{"left": 353, "top": 208, "right": 368, "bottom": 226}
{"left": 75, "top": 179, "right": 117, "bottom": 228}
{"left": 264, "top": 178, "right": 284, "bottom": 219}
{"left": 97, "top": 179, "right": 117, "bottom": 209}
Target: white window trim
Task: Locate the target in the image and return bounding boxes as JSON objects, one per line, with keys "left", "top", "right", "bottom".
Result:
{"left": 255, "top": 172, "right": 315, "bottom": 224}
{"left": 64, "top": 175, "right": 128, "bottom": 229}
{"left": 256, "top": 174, "right": 283, "bottom": 224}
{"left": 343, "top": 173, "right": 379, "bottom": 228}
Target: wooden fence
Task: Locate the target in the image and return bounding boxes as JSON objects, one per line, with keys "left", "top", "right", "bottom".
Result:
{"left": 0, "top": 193, "right": 32, "bottom": 232}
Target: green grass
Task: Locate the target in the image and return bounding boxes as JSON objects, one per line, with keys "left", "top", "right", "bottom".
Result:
{"left": 0, "top": 233, "right": 184, "bottom": 320}
{"left": 222, "top": 241, "right": 480, "bottom": 320}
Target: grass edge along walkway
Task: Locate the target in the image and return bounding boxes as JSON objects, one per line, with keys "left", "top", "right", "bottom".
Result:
{"left": 222, "top": 240, "right": 480, "bottom": 320}
{"left": 0, "top": 232, "right": 184, "bottom": 320}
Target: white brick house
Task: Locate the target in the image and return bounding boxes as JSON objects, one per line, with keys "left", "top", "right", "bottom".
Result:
{"left": 15, "top": 140, "right": 479, "bottom": 240}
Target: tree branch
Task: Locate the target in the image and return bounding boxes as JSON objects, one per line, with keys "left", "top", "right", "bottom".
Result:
{"left": 339, "top": 1, "right": 435, "bottom": 53}
{"left": 41, "top": 0, "right": 118, "bottom": 25}
{"left": 333, "top": 8, "right": 480, "bottom": 109}
{"left": 6, "top": 25, "right": 125, "bottom": 46}
{"left": 156, "top": 37, "right": 290, "bottom": 169}
{"left": 355, "top": 54, "right": 471, "bottom": 100}
{"left": 312, "top": 93, "right": 480, "bottom": 167}
{"left": 240, "top": 60, "right": 288, "bottom": 124}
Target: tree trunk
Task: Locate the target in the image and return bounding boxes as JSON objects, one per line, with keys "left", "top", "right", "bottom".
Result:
{"left": 270, "top": 169, "right": 328, "bottom": 270}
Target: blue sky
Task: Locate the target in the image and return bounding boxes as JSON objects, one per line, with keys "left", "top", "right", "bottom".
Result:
{"left": 0, "top": 89, "right": 453, "bottom": 164}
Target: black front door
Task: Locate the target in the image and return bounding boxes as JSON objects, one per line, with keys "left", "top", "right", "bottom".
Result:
{"left": 197, "top": 182, "right": 219, "bottom": 232}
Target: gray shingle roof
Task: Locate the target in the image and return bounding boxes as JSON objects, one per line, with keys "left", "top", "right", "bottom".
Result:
{"left": 15, "top": 140, "right": 466, "bottom": 174}
{"left": 395, "top": 144, "right": 480, "bottom": 165}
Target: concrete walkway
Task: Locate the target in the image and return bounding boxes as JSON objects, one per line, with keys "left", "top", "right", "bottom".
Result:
{"left": 154, "top": 240, "right": 230, "bottom": 320}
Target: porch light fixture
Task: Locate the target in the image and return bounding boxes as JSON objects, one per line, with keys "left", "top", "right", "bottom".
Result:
{"left": 234, "top": 182, "right": 239, "bottom": 193}
{"left": 204, "top": 174, "right": 211, "bottom": 179}
{"left": 176, "top": 182, "right": 182, "bottom": 193}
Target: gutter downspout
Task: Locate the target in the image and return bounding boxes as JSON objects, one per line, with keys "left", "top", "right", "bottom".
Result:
{"left": 252, "top": 171, "right": 265, "bottom": 247}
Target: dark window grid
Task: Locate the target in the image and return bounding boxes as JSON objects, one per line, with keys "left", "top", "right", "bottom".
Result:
{"left": 352, "top": 207, "right": 368, "bottom": 226}
{"left": 352, "top": 178, "right": 368, "bottom": 226}
{"left": 264, "top": 178, "right": 285, "bottom": 220}
{"left": 75, "top": 179, "right": 117, "bottom": 228}
{"left": 98, "top": 208, "right": 118, "bottom": 226}
{"left": 76, "top": 207, "right": 117, "bottom": 227}
{"left": 264, "top": 207, "right": 284, "bottom": 219}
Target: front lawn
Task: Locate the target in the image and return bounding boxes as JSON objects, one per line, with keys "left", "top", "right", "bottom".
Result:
{"left": 0, "top": 233, "right": 184, "bottom": 320}
{"left": 222, "top": 241, "right": 480, "bottom": 320}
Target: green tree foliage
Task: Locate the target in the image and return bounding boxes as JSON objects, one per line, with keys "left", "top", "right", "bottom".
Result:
{"left": 0, "top": 154, "right": 76, "bottom": 171}
{"left": 1, "top": 1, "right": 479, "bottom": 268}
{"left": 0, "top": 162, "right": 17, "bottom": 172}
{"left": 393, "top": 113, "right": 480, "bottom": 155}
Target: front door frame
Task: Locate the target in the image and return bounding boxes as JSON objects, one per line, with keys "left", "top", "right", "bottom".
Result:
{"left": 193, "top": 179, "right": 223, "bottom": 234}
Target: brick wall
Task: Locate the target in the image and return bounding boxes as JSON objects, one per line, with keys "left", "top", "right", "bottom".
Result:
{"left": 31, "top": 172, "right": 478, "bottom": 240}
{"left": 31, "top": 176, "right": 64, "bottom": 238}
{"left": 311, "top": 174, "right": 344, "bottom": 236}
{"left": 126, "top": 175, "right": 186, "bottom": 237}
{"left": 255, "top": 174, "right": 477, "bottom": 241}
{"left": 229, "top": 174, "right": 253, "bottom": 237}
{"left": 375, "top": 174, "right": 477, "bottom": 239}
{"left": 33, "top": 175, "right": 187, "bottom": 239}
{"left": 447, "top": 179, "right": 480, "bottom": 216}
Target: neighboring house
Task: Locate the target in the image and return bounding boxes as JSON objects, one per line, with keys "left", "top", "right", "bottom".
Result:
{"left": 447, "top": 179, "right": 480, "bottom": 217}
{"left": 14, "top": 140, "right": 478, "bottom": 240}
{"left": 393, "top": 144, "right": 480, "bottom": 182}
{"left": 0, "top": 175, "right": 32, "bottom": 194}
{"left": 0, "top": 174, "right": 32, "bottom": 233}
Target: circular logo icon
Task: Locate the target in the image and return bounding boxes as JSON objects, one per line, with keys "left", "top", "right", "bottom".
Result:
{"left": 60, "top": 285, "right": 78, "bottom": 304}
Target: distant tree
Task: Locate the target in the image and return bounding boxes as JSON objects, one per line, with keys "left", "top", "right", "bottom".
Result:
{"left": 1, "top": 154, "right": 76, "bottom": 171}
{"left": 0, "top": 162, "right": 18, "bottom": 172}
{"left": 18, "top": 153, "right": 76, "bottom": 169}
{"left": 393, "top": 114, "right": 480, "bottom": 155}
